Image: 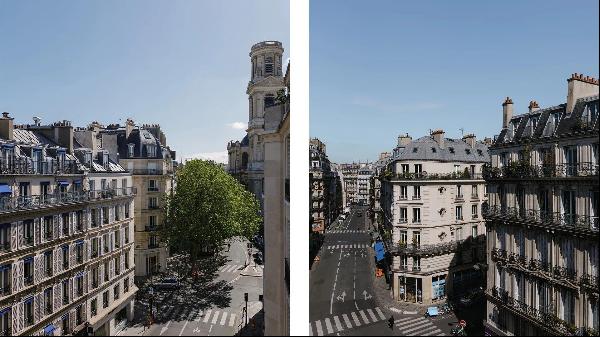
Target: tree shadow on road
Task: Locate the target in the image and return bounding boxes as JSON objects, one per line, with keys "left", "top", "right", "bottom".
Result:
{"left": 132, "top": 252, "right": 235, "bottom": 325}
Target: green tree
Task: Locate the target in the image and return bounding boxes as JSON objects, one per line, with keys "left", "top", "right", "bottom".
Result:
{"left": 161, "top": 159, "right": 262, "bottom": 278}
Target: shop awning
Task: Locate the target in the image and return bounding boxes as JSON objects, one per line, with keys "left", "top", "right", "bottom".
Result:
{"left": 57, "top": 180, "right": 69, "bottom": 186}
{"left": 374, "top": 241, "right": 385, "bottom": 262}
{"left": 0, "top": 184, "right": 11, "bottom": 194}
{"left": 44, "top": 324, "right": 56, "bottom": 335}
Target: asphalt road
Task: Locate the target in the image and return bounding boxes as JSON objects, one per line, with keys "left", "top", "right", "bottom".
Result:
{"left": 310, "top": 206, "right": 457, "bottom": 336}
{"left": 309, "top": 205, "right": 394, "bottom": 336}
{"left": 119, "top": 238, "right": 263, "bottom": 336}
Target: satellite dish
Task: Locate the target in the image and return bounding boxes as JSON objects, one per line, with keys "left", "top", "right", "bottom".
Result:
{"left": 33, "top": 116, "right": 41, "bottom": 125}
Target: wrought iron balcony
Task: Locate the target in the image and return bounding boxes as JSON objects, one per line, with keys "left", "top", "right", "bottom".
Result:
{"left": 483, "top": 205, "right": 599, "bottom": 233}
{"left": 390, "top": 235, "right": 485, "bottom": 256}
{"left": 89, "top": 187, "right": 136, "bottom": 200}
{"left": 0, "top": 192, "right": 89, "bottom": 213}
{"left": 488, "top": 286, "right": 579, "bottom": 335}
{"left": 385, "top": 171, "right": 483, "bottom": 181}
{"left": 131, "top": 168, "right": 169, "bottom": 175}
{"left": 0, "top": 157, "right": 80, "bottom": 175}
{"left": 483, "top": 162, "right": 599, "bottom": 180}
{"left": 580, "top": 273, "right": 600, "bottom": 293}
{"left": 552, "top": 265, "right": 578, "bottom": 283}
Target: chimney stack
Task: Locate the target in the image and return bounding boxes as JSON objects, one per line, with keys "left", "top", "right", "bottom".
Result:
{"left": 502, "top": 97, "right": 514, "bottom": 129}
{"left": 125, "top": 118, "right": 135, "bottom": 139}
{"left": 397, "top": 133, "right": 412, "bottom": 147}
{"left": 0, "top": 112, "right": 14, "bottom": 141}
{"left": 566, "top": 73, "right": 599, "bottom": 114}
{"left": 53, "top": 120, "right": 74, "bottom": 154}
{"left": 431, "top": 129, "right": 445, "bottom": 148}
{"left": 462, "top": 133, "right": 476, "bottom": 148}
{"left": 528, "top": 100, "right": 540, "bottom": 113}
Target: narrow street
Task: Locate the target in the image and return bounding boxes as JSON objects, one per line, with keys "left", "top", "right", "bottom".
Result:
{"left": 310, "top": 206, "right": 460, "bottom": 336}
{"left": 119, "top": 238, "right": 263, "bottom": 336}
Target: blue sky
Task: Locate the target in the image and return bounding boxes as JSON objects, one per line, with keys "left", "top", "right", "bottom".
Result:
{"left": 310, "top": 0, "right": 599, "bottom": 163}
{"left": 0, "top": 0, "right": 289, "bottom": 163}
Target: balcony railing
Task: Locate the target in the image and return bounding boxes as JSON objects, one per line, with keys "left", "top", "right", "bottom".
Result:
{"left": 484, "top": 205, "right": 599, "bottom": 232}
{"left": 89, "top": 187, "right": 136, "bottom": 200}
{"left": 0, "top": 158, "right": 80, "bottom": 175}
{"left": 145, "top": 225, "right": 158, "bottom": 232}
{"left": 0, "top": 192, "right": 89, "bottom": 213}
{"left": 130, "top": 168, "right": 172, "bottom": 175}
{"left": 580, "top": 273, "right": 600, "bottom": 293}
{"left": 489, "top": 286, "right": 579, "bottom": 335}
{"left": 385, "top": 171, "right": 484, "bottom": 181}
{"left": 483, "top": 162, "right": 599, "bottom": 180}
{"left": 390, "top": 235, "right": 485, "bottom": 256}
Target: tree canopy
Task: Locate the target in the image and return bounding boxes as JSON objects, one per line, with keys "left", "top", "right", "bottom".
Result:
{"left": 162, "top": 159, "right": 262, "bottom": 261}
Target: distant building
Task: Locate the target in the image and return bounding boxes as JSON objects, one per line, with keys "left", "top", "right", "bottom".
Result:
{"left": 483, "top": 73, "right": 599, "bottom": 336}
{"left": 370, "top": 152, "right": 392, "bottom": 226}
{"left": 340, "top": 162, "right": 372, "bottom": 206}
{"left": 309, "top": 138, "right": 341, "bottom": 233}
{"left": 381, "top": 130, "right": 489, "bottom": 305}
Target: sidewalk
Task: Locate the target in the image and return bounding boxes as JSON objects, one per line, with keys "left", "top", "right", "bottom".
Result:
{"left": 240, "top": 264, "right": 263, "bottom": 277}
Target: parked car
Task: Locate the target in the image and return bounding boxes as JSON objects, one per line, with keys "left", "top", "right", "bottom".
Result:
{"left": 153, "top": 277, "right": 181, "bottom": 289}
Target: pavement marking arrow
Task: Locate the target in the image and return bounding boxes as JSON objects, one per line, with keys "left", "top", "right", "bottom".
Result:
{"left": 362, "top": 290, "right": 373, "bottom": 301}
{"left": 337, "top": 291, "right": 346, "bottom": 302}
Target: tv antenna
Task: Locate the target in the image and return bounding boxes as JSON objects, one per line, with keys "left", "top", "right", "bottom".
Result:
{"left": 459, "top": 128, "right": 465, "bottom": 136}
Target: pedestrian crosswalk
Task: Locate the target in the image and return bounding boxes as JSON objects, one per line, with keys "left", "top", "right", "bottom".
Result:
{"left": 219, "top": 264, "right": 243, "bottom": 273}
{"left": 326, "top": 230, "right": 368, "bottom": 234}
{"left": 326, "top": 243, "right": 370, "bottom": 250}
{"left": 308, "top": 307, "right": 387, "bottom": 336}
{"left": 395, "top": 316, "right": 446, "bottom": 336}
{"left": 160, "top": 305, "right": 238, "bottom": 328}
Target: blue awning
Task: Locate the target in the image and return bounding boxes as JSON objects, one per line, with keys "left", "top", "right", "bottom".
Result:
{"left": 1, "top": 144, "right": 14, "bottom": 148}
{"left": 374, "top": 241, "right": 385, "bottom": 262}
{"left": 44, "top": 250, "right": 52, "bottom": 256}
{"left": 0, "top": 264, "right": 11, "bottom": 272}
{"left": 0, "top": 184, "right": 11, "bottom": 194}
{"left": 57, "top": 181, "right": 69, "bottom": 186}
{"left": 0, "top": 307, "right": 10, "bottom": 316}
{"left": 44, "top": 324, "right": 56, "bottom": 334}
{"left": 75, "top": 240, "right": 84, "bottom": 245}
{"left": 24, "top": 296, "right": 34, "bottom": 304}
{"left": 24, "top": 256, "right": 34, "bottom": 263}
{"left": 74, "top": 179, "right": 82, "bottom": 184}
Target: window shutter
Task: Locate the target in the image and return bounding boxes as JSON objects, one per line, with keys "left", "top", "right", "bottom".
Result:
{"left": 34, "top": 255, "right": 42, "bottom": 284}
{"left": 70, "top": 243, "right": 76, "bottom": 267}
{"left": 17, "top": 221, "right": 24, "bottom": 247}
{"left": 98, "top": 236, "right": 102, "bottom": 257}
{"left": 120, "top": 253, "right": 125, "bottom": 274}
{"left": 69, "top": 278, "right": 74, "bottom": 303}
{"left": 12, "top": 301, "right": 24, "bottom": 334}
{"left": 34, "top": 218, "right": 41, "bottom": 246}
{"left": 10, "top": 222, "right": 18, "bottom": 251}
{"left": 55, "top": 247, "right": 62, "bottom": 274}
{"left": 12, "top": 260, "right": 22, "bottom": 293}
{"left": 54, "top": 215, "right": 60, "bottom": 240}
{"left": 34, "top": 292, "right": 42, "bottom": 323}
{"left": 120, "top": 228, "right": 125, "bottom": 247}
{"left": 109, "top": 259, "right": 114, "bottom": 279}
{"left": 54, "top": 283, "right": 61, "bottom": 312}
{"left": 99, "top": 263, "right": 104, "bottom": 286}
{"left": 85, "top": 239, "right": 90, "bottom": 262}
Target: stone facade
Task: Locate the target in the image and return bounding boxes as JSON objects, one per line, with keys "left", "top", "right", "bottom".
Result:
{"left": 340, "top": 162, "right": 372, "bottom": 207}
{"left": 309, "top": 138, "right": 341, "bottom": 233}
{"left": 380, "top": 130, "right": 489, "bottom": 305}
{"left": 0, "top": 115, "right": 136, "bottom": 336}
{"left": 483, "top": 74, "right": 599, "bottom": 336}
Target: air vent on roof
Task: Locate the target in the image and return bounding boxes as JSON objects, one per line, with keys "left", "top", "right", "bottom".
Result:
{"left": 431, "top": 147, "right": 437, "bottom": 153}
{"left": 465, "top": 149, "right": 471, "bottom": 155}
{"left": 477, "top": 149, "right": 483, "bottom": 156}
{"left": 412, "top": 148, "right": 418, "bottom": 153}
{"left": 449, "top": 147, "right": 455, "bottom": 154}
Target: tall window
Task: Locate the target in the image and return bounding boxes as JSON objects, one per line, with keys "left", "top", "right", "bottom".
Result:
{"left": 400, "top": 186, "right": 407, "bottom": 200}
{"left": 413, "top": 256, "right": 421, "bottom": 270}
{"left": 412, "top": 231, "right": 421, "bottom": 246}
{"left": 399, "top": 208, "right": 407, "bottom": 223}
{"left": 562, "top": 190, "right": 576, "bottom": 225}
{"left": 413, "top": 186, "right": 421, "bottom": 199}
{"left": 564, "top": 146, "right": 578, "bottom": 176}
{"left": 264, "top": 56, "right": 274, "bottom": 75}
{"left": 456, "top": 206, "right": 463, "bottom": 221}
{"left": 400, "top": 231, "right": 407, "bottom": 245}
{"left": 401, "top": 164, "right": 409, "bottom": 174}
{"left": 457, "top": 185, "right": 463, "bottom": 198}
{"left": 128, "top": 144, "right": 134, "bottom": 157}
{"left": 414, "top": 164, "right": 422, "bottom": 176}
{"left": 471, "top": 185, "right": 477, "bottom": 197}
{"left": 471, "top": 225, "right": 478, "bottom": 238}
{"left": 472, "top": 204, "right": 478, "bottom": 218}
{"left": 412, "top": 208, "right": 421, "bottom": 223}
{"left": 146, "top": 145, "right": 157, "bottom": 158}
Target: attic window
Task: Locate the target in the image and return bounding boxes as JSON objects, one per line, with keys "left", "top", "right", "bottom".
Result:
{"left": 477, "top": 149, "right": 483, "bottom": 156}
{"left": 128, "top": 144, "right": 134, "bottom": 157}
{"left": 449, "top": 147, "right": 455, "bottom": 154}
{"left": 431, "top": 147, "right": 437, "bottom": 153}
{"left": 147, "top": 145, "right": 157, "bottom": 158}
{"left": 465, "top": 149, "right": 471, "bottom": 155}
{"left": 412, "top": 148, "right": 418, "bottom": 153}
{"left": 530, "top": 116, "right": 538, "bottom": 132}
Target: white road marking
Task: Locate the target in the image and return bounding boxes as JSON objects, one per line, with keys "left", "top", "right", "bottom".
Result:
{"left": 366, "top": 308, "right": 378, "bottom": 322}
{"left": 342, "top": 314, "right": 352, "bottom": 329}
{"left": 422, "top": 328, "right": 443, "bottom": 335}
{"left": 333, "top": 315, "right": 343, "bottom": 331}
{"left": 195, "top": 310, "right": 203, "bottom": 322}
{"left": 179, "top": 320, "right": 189, "bottom": 336}
{"left": 220, "top": 312, "right": 228, "bottom": 325}
{"left": 350, "top": 312, "right": 361, "bottom": 326}
{"left": 359, "top": 310, "right": 369, "bottom": 324}
{"left": 396, "top": 316, "right": 414, "bottom": 323}
{"left": 315, "top": 320, "right": 323, "bottom": 336}
{"left": 159, "top": 321, "right": 171, "bottom": 335}
{"left": 403, "top": 322, "right": 437, "bottom": 335}
{"left": 203, "top": 310, "right": 212, "bottom": 323}
{"left": 375, "top": 307, "right": 386, "bottom": 320}
{"left": 211, "top": 310, "right": 220, "bottom": 324}
{"left": 324, "top": 318, "right": 334, "bottom": 334}
{"left": 228, "top": 313, "right": 236, "bottom": 327}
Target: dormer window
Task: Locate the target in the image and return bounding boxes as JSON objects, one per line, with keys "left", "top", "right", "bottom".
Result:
{"left": 431, "top": 147, "right": 437, "bottom": 153}
{"left": 553, "top": 113, "right": 560, "bottom": 131}
{"left": 146, "top": 145, "right": 156, "bottom": 158}
{"left": 264, "top": 95, "right": 275, "bottom": 109}
{"left": 85, "top": 153, "right": 92, "bottom": 166}
{"left": 128, "top": 144, "right": 134, "bottom": 157}
{"left": 103, "top": 153, "right": 109, "bottom": 169}
{"left": 530, "top": 116, "right": 538, "bottom": 132}
{"left": 412, "top": 148, "right": 418, "bottom": 153}
{"left": 465, "top": 149, "right": 471, "bottom": 155}
{"left": 449, "top": 147, "right": 455, "bottom": 154}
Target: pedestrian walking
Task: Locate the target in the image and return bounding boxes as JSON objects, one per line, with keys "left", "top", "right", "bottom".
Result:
{"left": 388, "top": 315, "right": 394, "bottom": 329}
{"left": 227, "top": 242, "right": 231, "bottom": 251}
